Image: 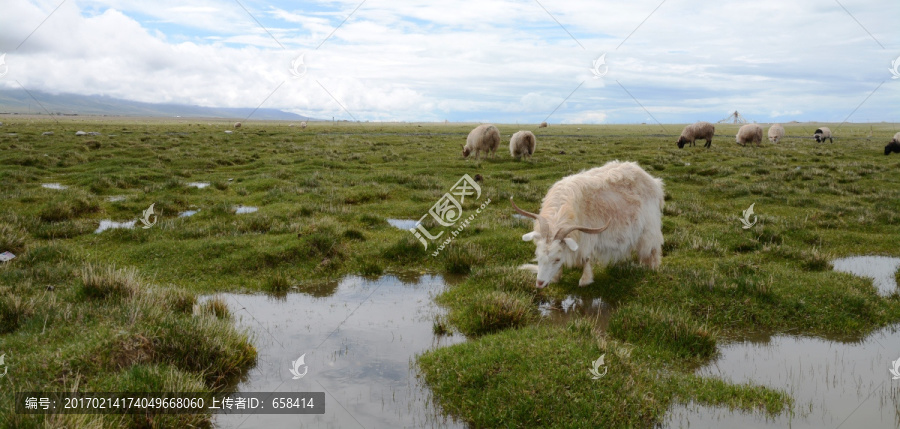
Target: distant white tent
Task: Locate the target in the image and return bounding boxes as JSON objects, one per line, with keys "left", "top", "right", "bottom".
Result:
{"left": 717, "top": 111, "right": 748, "bottom": 124}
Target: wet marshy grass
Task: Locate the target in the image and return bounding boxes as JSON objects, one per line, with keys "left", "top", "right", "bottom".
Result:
{"left": 0, "top": 119, "right": 899, "bottom": 427}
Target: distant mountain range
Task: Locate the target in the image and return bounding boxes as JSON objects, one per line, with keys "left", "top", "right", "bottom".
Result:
{"left": 0, "top": 89, "right": 313, "bottom": 121}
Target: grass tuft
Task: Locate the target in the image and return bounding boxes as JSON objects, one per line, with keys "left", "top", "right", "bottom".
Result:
{"left": 449, "top": 290, "right": 537, "bottom": 336}
{"left": 38, "top": 194, "right": 101, "bottom": 222}
{"left": 266, "top": 273, "right": 292, "bottom": 296}
{"left": 0, "top": 223, "right": 27, "bottom": 253}
{"left": 609, "top": 304, "right": 717, "bottom": 360}
{"left": 80, "top": 263, "right": 141, "bottom": 300}
{"left": 441, "top": 242, "right": 486, "bottom": 274}
{"left": 0, "top": 296, "right": 34, "bottom": 334}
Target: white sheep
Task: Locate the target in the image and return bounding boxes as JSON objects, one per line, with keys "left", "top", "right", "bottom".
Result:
{"left": 736, "top": 124, "right": 763, "bottom": 146}
{"left": 677, "top": 121, "right": 715, "bottom": 149}
{"left": 509, "top": 130, "right": 536, "bottom": 160}
{"left": 813, "top": 127, "right": 832, "bottom": 143}
{"left": 511, "top": 160, "right": 664, "bottom": 288}
{"left": 301, "top": 121, "right": 308, "bottom": 129}
{"left": 463, "top": 124, "right": 501, "bottom": 159}
{"left": 767, "top": 124, "right": 785, "bottom": 143}
{"left": 234, "top": 122, "right": 242, "bottom": 129}
{"left": 885, "top": 132, "right": 900, "bottom": 155}
{"left": 539, "top": 122, "right": 548, "bottom": 128}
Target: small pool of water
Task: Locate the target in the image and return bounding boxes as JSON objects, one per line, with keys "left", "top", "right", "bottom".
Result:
{"left": 538, "top": 295, "right": 615, "bottom": 330}
{"left": 832, "top": 255, "right": 900, "bottom": 296}
{"left": 179, "top": 210, "right": 200, "bottom": 217}
{"left": 664, "top": 255, "right": 900, "bottom": 428}
{"left": 41, "top": 183, "right": 67, "bottom": 190}
{"left": 387, "top": 218, "right": 419, "bottom": 230}
{"left": 187, "top": 182, "right": 210, "bottom": 189}
{"left": 106, "top": 195, "right": 126, "bottom": 202}
{"left": 234, "top": 206, "right": 258, "bottom": 214}
{"left": 663, "top": 325, "right": 900, "bottom": 429}
{"left": 94, "top": 220, "right": 136, "bottom": 233}
{"left": 211, "top": 274, "right": 465, "bottom": 429}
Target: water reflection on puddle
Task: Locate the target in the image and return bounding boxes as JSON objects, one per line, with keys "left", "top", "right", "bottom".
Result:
{"left": 665, "top": 255, "right": 900, "bottom": 429}
{"left": 664, "top": 326, "right": 900, "bottom": 429}
{"left": 387, "top": 219, "right": 418, "bottom": 230}
{"left": 187, "top": 182, "right": 210, "bottom": 189}
{"left": 212, "top": 274, "right": 465, "bottom": 429}
{"left": 235, "top": 206, "right": 258, "bottom": 214}
{"left": 179, "top": 210, "right": 200, "bottom": 217}
{"left": 833, "top": 255, "right": 900, "bottom": 296}
{"left": 538, "top": 295, "right": 614, "bottom": 330}
{"left": 41, "top": 183, "right": 67, "bottom": 190}
{"left": 94, "top": 220, "right": 135, "bottom": 233}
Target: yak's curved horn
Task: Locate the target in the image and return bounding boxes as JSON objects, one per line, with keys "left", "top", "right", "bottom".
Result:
{"left": 553, "top": 222, "right": 609, "bottom": 242}
{"left": 510, "top": 197, "right": 549, "bottom": 239}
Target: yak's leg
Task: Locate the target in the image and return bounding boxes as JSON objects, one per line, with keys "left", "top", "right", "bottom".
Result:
{"left": 579, "top": 264, "right": 594, "bottom": 287}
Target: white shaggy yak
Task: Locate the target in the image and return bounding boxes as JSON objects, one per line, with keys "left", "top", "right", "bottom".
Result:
{"left": 509, "top": 130, "right": 536, "bottom": 160}
{"left": 300, "top": 121, "right": 308, "bottom": 129}
{"left": 767, "top": 124, "right": 785, "bottom": 143}
{"left": 463, "top": 124, "right": 501, "bottom": 159}
{"left": 511, "top": 160, "right": 665, "bottom": 288}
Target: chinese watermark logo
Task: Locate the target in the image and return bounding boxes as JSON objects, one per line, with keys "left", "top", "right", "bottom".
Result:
{"left": 590, "top": 53, "right": 608, "bottom": 79}
{"left": 740, "top": 203, "right": 757, "bottom": 229}
{"left": 0, "top": 353, "right": 7, "bottom": 378}
{"left": 408, "top": 174, "right": 491, "bottom": 255}
{"left": 139, "top": 203, "right": 157, "bottom": 229}
{"left": 290, "top": 54, "right": 307, "bottom": 79}
{"left": 289, "top": 353, "right": 308, "bottom": 380}
{"left": 589, "top": 354, "right": 607, "bottom": 379}
{"left": 890, "top": 55, "right": 900, "bottom": 79}
{"left": 890, "top": 357, "right": 900, "bottom": 380}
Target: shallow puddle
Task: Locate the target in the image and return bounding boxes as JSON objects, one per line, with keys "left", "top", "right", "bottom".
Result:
{"left": 832, "top": 255, "right": 900, "bottom": 296}
{"left": 387, "top": 218, "right": 418, "bottom": 230}
{"left": 664, "top": 325, "right": 900, "bottom": 428}
{"left": 211, "top": 274, "right": 465, "bottom": 429}
{"left": 664, "top": 255, "right": 900, "bottom": 428}
{"left": 41, "top": 183, "right": 67, "bottom": 190}
{"left": 235, "top": 206, "right": 258, "bottom": 214}
{"left": 538, "top": 295, "right": 614, "bottom": 330}
{"left": 179, "top": 209, "right": 200, "bottom": 217}
{"left": 106, "top": 195, "right": 126, "bottom": 202}
{"left": 187, "top": 182, "right": 210, "bottom": 189}
{"left": 94, "top": 220, "right": 136, "bottom": 233}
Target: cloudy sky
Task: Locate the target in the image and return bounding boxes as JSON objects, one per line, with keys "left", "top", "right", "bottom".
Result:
{"left": 1, "top": 0, "right": 898, "bottom": 123}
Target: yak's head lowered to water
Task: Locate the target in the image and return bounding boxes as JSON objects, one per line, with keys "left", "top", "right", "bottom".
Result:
{"left": 511, "top": 198, "right": 608, "bottom": 288}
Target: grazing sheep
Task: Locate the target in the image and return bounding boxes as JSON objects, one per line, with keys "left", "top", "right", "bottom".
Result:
{"left": 886, "top": 132, "right": 900, "bottom": 156}
{"left": 509, "top": 130, "right": 536, "bottom": 160}
{"left": 813, "top": 127, "right": 832, "bottom": 143}
{"left": 736, "top": 124, "right": 764, "bottom": 146}
{"left": 463, "top": 124, "right": 501, "bottom": 159}
{"left": 767, "top": 124, "right": 785, "bottom": 143}
{"left": 511, "top": 160, "right": 664, "bottom": 288}
{"left": 676, "top": 121, "right": 715, "bottom": 149}
{"left": 234, "top": 122, "right": 242, "bottom": 129}
{"left": 301, "top": 121, "right": 308, "bottom": 129}
{"left": 539, "top": 122, "right": 548, "bottom": 128}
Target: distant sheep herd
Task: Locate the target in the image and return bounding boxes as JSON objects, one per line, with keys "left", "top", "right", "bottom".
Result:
{"left": 458, "top": 121, "right": 899, "bottom": 161}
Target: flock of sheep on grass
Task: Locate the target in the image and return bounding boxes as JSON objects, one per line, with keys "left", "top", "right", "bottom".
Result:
{"left": 458, "top": 122, "right": 898, "bottom": 289}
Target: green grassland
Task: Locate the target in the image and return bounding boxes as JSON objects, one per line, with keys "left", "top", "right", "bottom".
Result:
{"left": 1, "top": 117, "right": 899, "bottom": 427}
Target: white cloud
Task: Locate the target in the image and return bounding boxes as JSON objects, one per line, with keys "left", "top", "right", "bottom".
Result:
{"left": 0, "top": 0, "right": 898, "bottom": 122}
